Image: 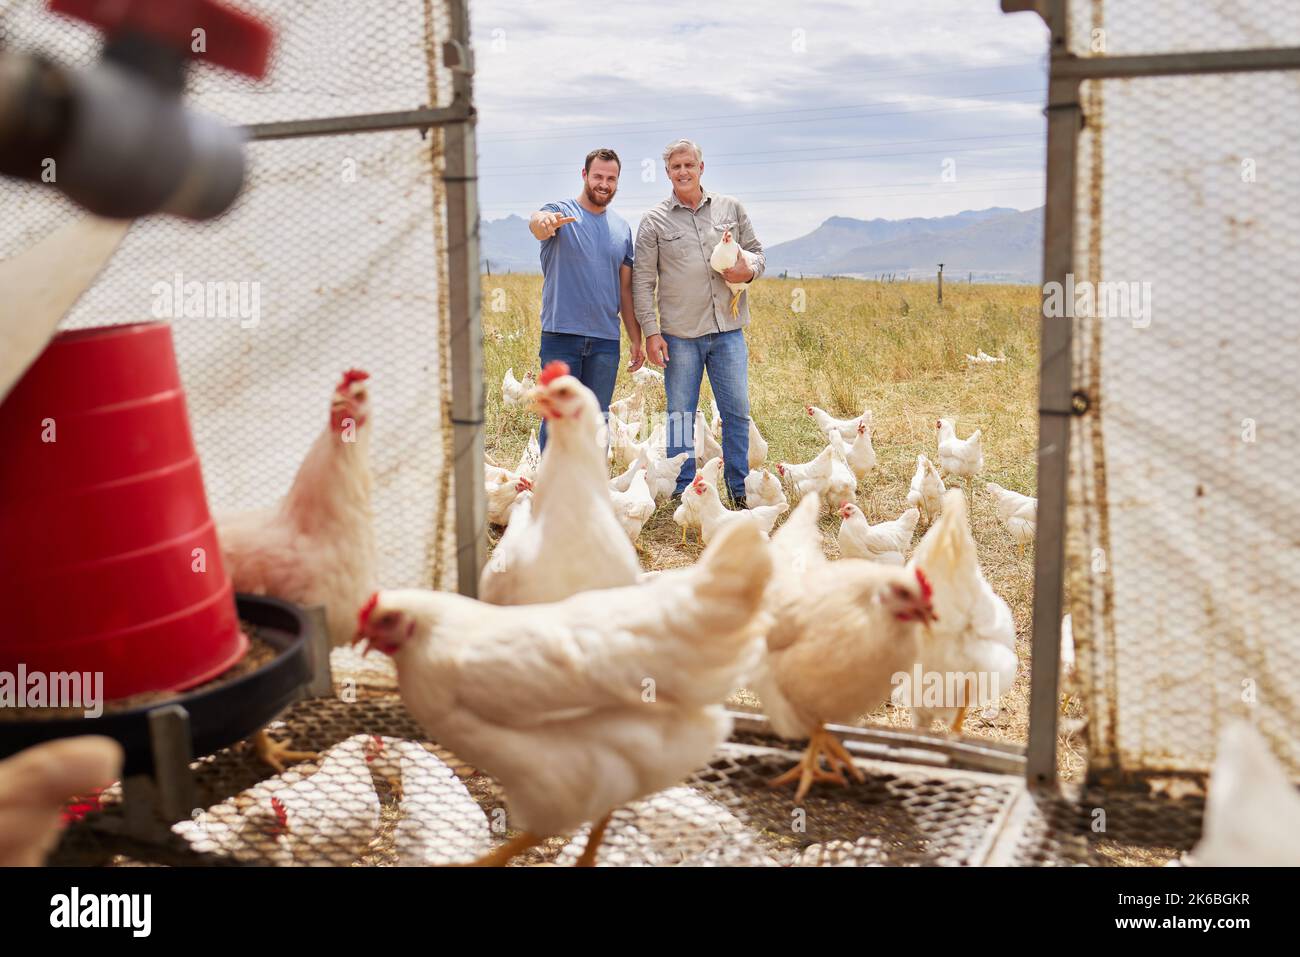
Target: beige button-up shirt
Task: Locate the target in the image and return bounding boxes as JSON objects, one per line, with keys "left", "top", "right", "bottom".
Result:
{"left": 632, "top": 189, "right": 765, "bottom": 339}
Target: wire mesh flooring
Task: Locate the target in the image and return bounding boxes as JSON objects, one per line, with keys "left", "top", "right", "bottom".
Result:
{"left": 49, "top": 691, "right": 1206, "bottom": 867}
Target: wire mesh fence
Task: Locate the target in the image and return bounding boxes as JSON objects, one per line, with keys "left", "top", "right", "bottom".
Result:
{"left": 0, "top": 0, "right": 458, "bottom": 592}
{"left": 1065, "top": 23, "right": 1300, "bottom": 779}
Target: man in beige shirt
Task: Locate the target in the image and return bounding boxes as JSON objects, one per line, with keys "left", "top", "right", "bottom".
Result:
{"left": 632, "top": 138, "right": 765, "bottom": 503}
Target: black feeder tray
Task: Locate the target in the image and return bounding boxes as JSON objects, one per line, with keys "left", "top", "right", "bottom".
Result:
{"left": 0, "top": 594, "right": 320, "bottom": 786}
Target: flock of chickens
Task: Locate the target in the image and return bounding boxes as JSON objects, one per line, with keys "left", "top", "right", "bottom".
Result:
{"left": 160, "top": 345, "right": 1297, "bottom": 868}
{"left": 205, "top": 358, "right": 1040, "bottom": 864}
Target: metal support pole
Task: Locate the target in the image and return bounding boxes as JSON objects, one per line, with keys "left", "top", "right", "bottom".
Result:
{"left": 302, "top": 604, "right": 334, "bottom": 699}
{"left": 1025, "top": 0, "right": 1076, "bottom": 788}
{"left": 936, "top": 262, "right": 943, "bottom": 304}
{"left": 444, "top": 0, "right": 486, "bottom": 597}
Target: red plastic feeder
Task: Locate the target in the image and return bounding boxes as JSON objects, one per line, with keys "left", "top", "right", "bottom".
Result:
{"left": 0, "top": 322, "right": 246, "bottom": 700}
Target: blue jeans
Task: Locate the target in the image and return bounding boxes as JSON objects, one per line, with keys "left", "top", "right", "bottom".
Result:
{"left": 538, "top": 332, "right": 620, "bottom": 450}
{"left": 664, "top": 330, "right": 750, "bottom": 500}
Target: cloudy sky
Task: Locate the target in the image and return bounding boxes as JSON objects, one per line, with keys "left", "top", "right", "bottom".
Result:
{"left": 468, "top": 0, "right": 1050, "bottom": 244}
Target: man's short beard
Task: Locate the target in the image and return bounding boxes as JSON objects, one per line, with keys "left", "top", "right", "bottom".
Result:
{"left": 585, "top": 183, "right": 616, "bottom": 207}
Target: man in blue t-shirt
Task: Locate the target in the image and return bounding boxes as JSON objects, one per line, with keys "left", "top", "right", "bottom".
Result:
{"left": 528, "top": 147, "right": 643, "bottom": 449}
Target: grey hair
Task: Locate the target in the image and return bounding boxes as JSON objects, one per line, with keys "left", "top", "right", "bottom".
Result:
{"left": 662, "top": 139, "right": 703, "bottom": 165}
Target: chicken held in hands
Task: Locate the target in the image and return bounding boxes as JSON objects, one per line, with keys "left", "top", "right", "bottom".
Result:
{"left": 479, "top": 361, "right": 640, "bottom": 605}
{"left": 355, "top": 520, "right": 774, "bottom": 866}
{"left": 217, "top": 369, "right": 377, "bottom": 772}
{"left": 709, "top": 230, "right": 759, "bottom": 318}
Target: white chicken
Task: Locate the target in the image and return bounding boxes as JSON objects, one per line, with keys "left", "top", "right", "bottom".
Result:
{"left": 769, "top": 492, "right": 827, "bottom": 580}
{"left": 907, "top": 490, "right": 1017, "bottom": 733}
{"left": 486, "top": 473, "right": 531, "bottom": 527}
{"left": 777, "top": 445, "right": 834, "bottom": 500}
{"left": 609, "top": 466, "right": 657, "bottom": 545}
{"left": 825, "top": 432, "right": 858, "bottom": 510}
{"left": 609, "top": 454, "right": 646, "bottom": 494}
{"left": 354, "top": 520, "right": 774, "bottom": 866}
{"left": 936, "top": 418, "right": 984, "bottom": 490}
{"left": 744, "top": 468, "right": 787, "bottom": 510}
{"left": 838, "top": 504, "right": 920, "bottom": 566}
{"left": 749, "top": 561, "right": 939, "bottom": 801}
{"left": 964, "top": 349, "right": 1006, "bottom": 365}
{"left": 501, "top": 367, "right": 534, "bottom": 406}
{"left": 647, "top": 450, "right": 691, "bottom": 503}
{"left": 907, "top": 453, "right": 946, "bottom": 524}
{"left": 711, "top": 407, "right": 767, "bottom": 470}
{"left": 745, "top": 417, "right": 769, "bottom": 469}
{"left": 690, "top": 474, "right": 787, "bottom": 545}
{"left": 608, "top": 387, "right": 646, "bottom": 430}
{"left": 845, "top": 419, "right": 876, "bottom": 481}
{"left": 806, "top": 404, "right": 869, "bottom": 442}
{"left": 504, "top": 486, "right": 532, "bottom": 529}
{"left": 631, "top": 365, "right": 663, "bottom": 388}
{"left": 176, "top": 735, "right": 380, "bottom": 866}
{"left": 478, "top": 361, "right": 640, "bottom": 604}
{"left": 985, "top": 482, "right": 1037, "bottom": 557}
{"left": 217, "top": 369, "right": 377, "bottom": 771}
{"left": 673, "top": 456, "right": 723, "bottom": 543}
{"left": 515, "top": 429, "right": 541, "bottom": 483}
{"left": 695, "top": 409, "right": 723, "bottom": 468}
{"left": 709, "top": 229, "right": 759, "bottom": 318}
{"left": 1191, "top": 721, "right": 1300, "bottom": 866}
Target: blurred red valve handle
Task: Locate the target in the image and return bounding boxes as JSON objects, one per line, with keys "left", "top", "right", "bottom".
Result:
{"left": 49, "top": 0, "right": 273, "bottom": 78}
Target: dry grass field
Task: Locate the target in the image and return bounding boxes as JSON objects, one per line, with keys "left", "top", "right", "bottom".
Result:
{"left": 481, "top": 273, "right": 1085, "bottom": 781}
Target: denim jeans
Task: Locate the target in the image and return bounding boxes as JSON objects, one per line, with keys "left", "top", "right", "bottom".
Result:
{"left": 538, "top": 332, "right": 621, "bottom": 451}
{"left": 663, "top": 329, "right": 750, "bottom": 500}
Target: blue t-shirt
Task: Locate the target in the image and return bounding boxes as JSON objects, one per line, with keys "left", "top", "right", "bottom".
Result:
{"left": 539, "top": 199, "right": 634, "bottom": 341}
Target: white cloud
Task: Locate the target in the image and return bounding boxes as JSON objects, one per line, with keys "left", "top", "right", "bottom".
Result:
{"left": 471, "top": 0, "right": 1049, "bottom": 242}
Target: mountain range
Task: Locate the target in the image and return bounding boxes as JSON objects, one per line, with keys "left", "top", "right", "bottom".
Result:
{"left": 479, "top": 206, "right": 1043, "bottom": 284}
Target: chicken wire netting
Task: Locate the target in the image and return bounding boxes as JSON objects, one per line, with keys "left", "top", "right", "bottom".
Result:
{"left": 0, "top": 0, "right": 459, "bottom": 592}
{"left": 1066, "top": 0, "right": 1300, "bottom": 57}
{"left": 54, "top": 636, "right": 1032, "bottom": 868}
{"left": 1065, "top": 7, "right": 1300, "bottom": 779}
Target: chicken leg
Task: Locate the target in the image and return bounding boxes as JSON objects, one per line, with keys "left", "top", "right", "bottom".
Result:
{"left": 768, "top": 726, "right": 866, "bottom": 803}
{"left": 575, "top": 812, "right": 613, "bottom": 867}
{"left": 950, "top": 707, "right": 968, "bottom": 735}
{"left": 468, "top": 831, "right": 544, "bottom": 867}
{"left": 252, "top": 730, "right": 319, "bottom": 774}
{"left": 729, "top": 290, "right": 743, "bottom": 318}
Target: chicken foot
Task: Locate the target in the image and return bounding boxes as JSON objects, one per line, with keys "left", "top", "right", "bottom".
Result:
{"left": 729, "top": 290, "right": 743, "bottom": 318}
{"left": 768, "top": 726, "right": 866, "bottom": 803}
{"left": 252, "top": 730, "right": 319, "bottom": 774}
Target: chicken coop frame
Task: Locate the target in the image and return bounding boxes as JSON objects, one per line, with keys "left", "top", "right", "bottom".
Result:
{"left": 8, "top": 0, "right": 1299, "bottom": 868}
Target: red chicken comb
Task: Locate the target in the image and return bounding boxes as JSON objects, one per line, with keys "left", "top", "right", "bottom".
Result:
{"left": 915, "top": 567, "right": 933, "bottom": 603}
{"left": 539, "top": 361, "right": 570, "bottom": 386}
{"left": 357, "top": 592, "right": 380, "bottom": 630}
{"left": 270, "top": 797, "right": 289, "bottom": 830}
{"left": 805, "top": 405, "right": 814, "bottom": 415}
{"left": 337, "top": 369, "right": 371, "bottom": 391}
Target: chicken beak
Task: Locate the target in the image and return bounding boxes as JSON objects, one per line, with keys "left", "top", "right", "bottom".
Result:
{"left": 352, "top": 633, "right": 372, "bottom": 657}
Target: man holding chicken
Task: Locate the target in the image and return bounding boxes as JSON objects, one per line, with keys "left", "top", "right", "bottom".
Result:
{"left": 528, "top": 147, "right": 644, "bottom": 450}
{"left": 633, "top": 138, "right": 764, "bottom": 504}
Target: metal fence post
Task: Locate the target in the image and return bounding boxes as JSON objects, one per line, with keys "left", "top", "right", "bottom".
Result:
{"left": 444, "top": 0, "right": 487, "bottom": 597}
